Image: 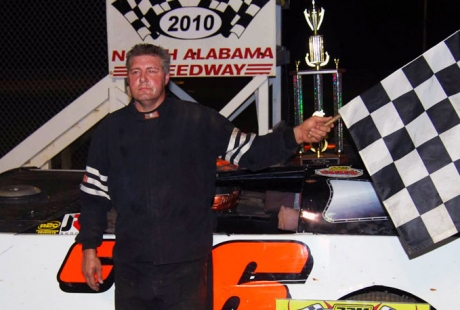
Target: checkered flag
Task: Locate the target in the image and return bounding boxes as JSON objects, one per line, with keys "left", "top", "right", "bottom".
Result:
{"left": 339, "top": 30, "right": 460, "bottom": 257}
{"left": 112, "top": 0, "right": 270, "bottom": 40}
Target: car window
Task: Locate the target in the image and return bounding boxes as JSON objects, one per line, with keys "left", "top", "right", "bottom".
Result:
{"left": 323, "top": 179, "right": 388, "bottom": 222}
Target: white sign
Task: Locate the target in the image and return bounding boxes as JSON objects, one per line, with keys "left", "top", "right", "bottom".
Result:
{"left": 107, "top": 0, "right": 276, "bottom": 78}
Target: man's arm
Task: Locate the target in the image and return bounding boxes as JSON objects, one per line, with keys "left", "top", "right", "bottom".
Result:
{"left": 77, "top": 171, "right": 112, "bottom": 291}
{"left": 75, "top": 118, "right": 112, "bottom": 291}
{"left": 209, "top": 103, "right": 334, "bottom": 171}
{"left": 82, "top": 249, "right": 103, "bottom": 291}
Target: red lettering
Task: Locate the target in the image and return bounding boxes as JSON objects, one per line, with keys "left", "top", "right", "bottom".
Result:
{"left": 221, "top": 64, "right": 234, "bottom": 75}
{"left": 168, "top": 48, "right": 178, "bottom": 61}
{"left": 244, "top": 48, "right": 261, "bottom": 59}
{"left": 112, "top": 50, "right": 125, "bottom": 62}
{"left": 180, "top": 47, "right": 273, "bottom": 61}
{"left": 261, "top": 47, "right": 274, "bottom": 59}
{"left": 183, "top": 49, "right": 196, "bottom": 60}
{"left": 233, "top": 64, "right": 245, "bottom": 75}
{"left": 231, "top": 48, "right": 243, "bottom": 59}
{"left": 206, "top": 48, "right": 217, "bottom": 59}
{"left": 176, "top": 65, "right": 189, "bottom": 76}
{"left": 204, "top": 64, "right": 223, "bottom": 75}
{"left": 195, "top": 48, "right": 205, "bottom": 60}
{"left": 189, "top": 65, "right": 203, "bottom": 76}
{"left": 219, "top": 48, "right": 231, "bottom": 59}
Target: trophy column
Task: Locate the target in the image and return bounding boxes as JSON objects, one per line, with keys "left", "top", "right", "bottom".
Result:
{"left": 293, "top": 61, "right": 304, "bottom": 133}
{"left": 333, "top": 62, "right": 344, "bottom": 155}
{"left": 292, "top": 69, "right": 346, "bottom": 165}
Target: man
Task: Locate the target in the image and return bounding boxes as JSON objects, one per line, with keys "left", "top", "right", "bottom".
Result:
{"left": 76, "top": 43, "right": 333, "bottom": 310}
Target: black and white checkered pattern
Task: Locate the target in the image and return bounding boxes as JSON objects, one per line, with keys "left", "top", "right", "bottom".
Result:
{"left": 339, "top": 30, "right": 460, "bottom": 257}
{"left": 112, "top": 0, "right": 270, "bottom": 40}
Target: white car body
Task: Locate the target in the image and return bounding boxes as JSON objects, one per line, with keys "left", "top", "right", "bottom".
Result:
{"left": 1, "top": 167, "right": 458, "bottom": 309}
{"left": 0, "top": 231, "right": 458, "bottom": 309}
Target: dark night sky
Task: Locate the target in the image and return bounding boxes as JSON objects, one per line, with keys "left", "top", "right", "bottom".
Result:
{"left": 1, "top": 0, "right": 458, "bottom": 104}
{"left": 282, "top": 0, "right": 460, "bottom": 101}
{"left": 191, "top": 0, "right": 460, "bottom": 130}
{"left": 0, "top": 1, "right": 459, "bottom": 160}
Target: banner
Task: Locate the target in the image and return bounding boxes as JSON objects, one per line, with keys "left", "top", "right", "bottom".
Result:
{"left": 107, "top": 0, "right": 276, "bottom": 78}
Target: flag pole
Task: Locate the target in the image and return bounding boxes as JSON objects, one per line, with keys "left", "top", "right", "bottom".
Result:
{"left": 324, "top": 114, "right": 341, "bottom": 126}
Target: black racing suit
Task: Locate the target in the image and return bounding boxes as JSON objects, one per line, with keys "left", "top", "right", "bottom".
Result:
{"left": 75, "top": 97, "right": 300, "bottom": 309}
{"left": 76, "top": 97, "right": 300, "bottom": 264}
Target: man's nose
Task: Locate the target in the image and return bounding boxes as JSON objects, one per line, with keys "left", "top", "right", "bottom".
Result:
{"left": 140, "top": 71, "right": 147, "bottom": 82}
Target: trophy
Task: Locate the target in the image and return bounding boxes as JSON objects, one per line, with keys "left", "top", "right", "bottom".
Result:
{"left": 290, "top": 1, "right": 346, "bottom": 166}
{"left": 305, "top": 1, "right": 329, "bottom": 158}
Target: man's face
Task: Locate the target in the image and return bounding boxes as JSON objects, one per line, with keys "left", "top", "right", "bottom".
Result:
{"left": 127, "top": 55, "right": 170, "bottom": 112}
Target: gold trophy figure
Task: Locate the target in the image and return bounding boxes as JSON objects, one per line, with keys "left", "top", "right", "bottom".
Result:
{"left": 304, "top": 1, "right": 329, "bottom": 70}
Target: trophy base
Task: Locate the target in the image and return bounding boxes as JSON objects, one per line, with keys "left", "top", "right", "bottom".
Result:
{"left": 291, "top": 152, "right": 349, "bottom": 166}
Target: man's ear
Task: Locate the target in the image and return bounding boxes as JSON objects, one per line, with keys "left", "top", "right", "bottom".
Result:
{"left": 126, "top": 78, "right": 132, "bottom": 96}
{"left": 165, "top": 72, "right": 170, "bottom": 85}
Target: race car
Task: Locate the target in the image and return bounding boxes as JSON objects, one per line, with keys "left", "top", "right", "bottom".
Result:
{"left": 0, "top": 164, "right": 458, "bottom": 309}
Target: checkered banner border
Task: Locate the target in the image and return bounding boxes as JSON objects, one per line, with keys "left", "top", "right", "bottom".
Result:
{"left": 112, "top": 0, "right": 270, "bottom": 40}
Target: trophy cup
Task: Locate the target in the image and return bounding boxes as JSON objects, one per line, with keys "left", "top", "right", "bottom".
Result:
{"left": 304, "top": 1, "right": 329, "bottom": 71}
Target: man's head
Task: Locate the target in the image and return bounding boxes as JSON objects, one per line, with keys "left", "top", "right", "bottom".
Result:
{"left": 126, "top": 44, "right": 171, "bottom": 112}
{"left": 126, "top": 44, "right": 171, "bottom": 74}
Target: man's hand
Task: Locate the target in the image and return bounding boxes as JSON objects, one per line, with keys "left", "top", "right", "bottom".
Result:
{"left": 82, "top": 248, "right": 103, "bottom": 291}
{"left": 293, "top": 116, "right": 334, "bottom": 144}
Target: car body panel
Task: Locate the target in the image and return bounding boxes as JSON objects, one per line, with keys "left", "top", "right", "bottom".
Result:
{"left": 1, "top": 232, "right": 459, "bottom": 309}
{"left": 0, "top": 167, "right": 459, "bottom": 309}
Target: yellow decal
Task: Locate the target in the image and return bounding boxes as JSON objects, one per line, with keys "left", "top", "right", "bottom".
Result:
{"left": 328, "top": 166, "right": 350, "bottom": 171}
{"left": 276, "top": 299, "right": 430, "bottom": 310}
{"left": 38, "top": 221, "right": 61, "bottom": 229}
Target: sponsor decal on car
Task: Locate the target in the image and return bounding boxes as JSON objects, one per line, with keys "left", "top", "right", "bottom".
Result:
{"left": 59, "top": 213, "right": 80, "bottom": 235}
{"left": 315, "top": 166, "right": 363, "bottom": 178}
{"left": 213, "top": 240, "right": 312, "bottom": 310}
{"left": 36, "top": 221, "right": 61, "bottom": 234}
{"left": 276, "top": 299, "right": 430, "bottom": 310}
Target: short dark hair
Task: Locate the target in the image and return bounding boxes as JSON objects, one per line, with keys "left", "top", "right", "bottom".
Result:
{"left": 126, "top": 44, "right": 171, "bottom": 73}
